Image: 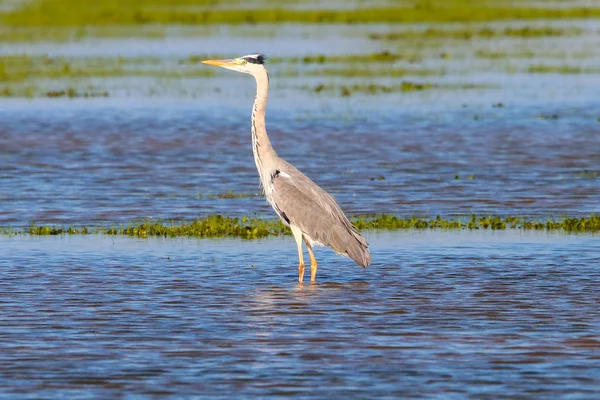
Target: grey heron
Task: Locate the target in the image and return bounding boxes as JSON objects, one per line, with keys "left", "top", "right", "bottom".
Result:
{"left": 202, "top": 54, "right": 371, "bottom": 282}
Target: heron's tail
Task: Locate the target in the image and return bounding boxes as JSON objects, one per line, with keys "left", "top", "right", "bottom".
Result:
{"left": 345, "top": 231, "right": 371, "bottom": 268}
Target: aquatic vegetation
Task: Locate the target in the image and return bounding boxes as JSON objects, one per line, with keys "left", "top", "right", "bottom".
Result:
{"left": 3, "top": 1, "right": 600, "bottom": 29}
{"left": 368, "top": 26, "right": 584, "bottom": 41}
{"left": 207, "top": 191, "right": 261, "bottom": 199}
{"left": 0, "top": 55, "right": 215, "bottom": 83}
{"left": 114, "top": 216, "right": 290, "bottom": 239}
{"left": 184, "top": 52, "right": 426, "bottom": 67}
{"left": 351, "top": 215, "right": 600, "bottom": 233}
{"left": 45, "top": 88, "right": 109, "bottom": 98}
{"left": 576, "top": 170, "right": 598, "bottom": 179}
{"left": 23, "top": 216, "right": 290, "bottom": 239}
{"left": 308, "top": 81, "right": 487, "bottom": 96}
{"left": 0, "top": 85, "right": 111, "bottom": 98}
{"left": 273, "top": 52, "right": 423, "bottom": 64}
{"left": 4, "top": 215, "right": 599, "bottom": 237}
{"left": 305, "top": 67, "right": 439, "bottom": 78}
{"left": 0, "top": 54, "right": 220, "bottom": 97}
{"left": 540, "top": 113, "right": 559, "bottom": 120}
{"left": 476, "top": 50, "right": 534, "bottom": 60}
{"left": 0, "top": 53, "right": 464, "bottom": 98}
{"left": 476, "top": 49, "right": 599, "bottom": 61}
{"left": 527, "top": 65, "right": 600, "bottom": 74}
{"left": 309, "top": 82, "right": 433, "bottom": 95}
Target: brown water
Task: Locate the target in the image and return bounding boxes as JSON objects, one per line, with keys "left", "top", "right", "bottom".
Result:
{"left": 1, "top": 231, "right": 599, "bottom": 398}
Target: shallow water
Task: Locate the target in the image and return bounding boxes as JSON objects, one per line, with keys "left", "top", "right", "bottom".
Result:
{"left": 1, "top": 96, "right": 598, "bottom": 225}
{"left": 1, "top": 231, "right": 599, "bottom": 398}
{"left": 1, "top": 5, "right": 599, "bottom": 397}
{"left": 1, "top": 18, "right": 599, "bottom": 225}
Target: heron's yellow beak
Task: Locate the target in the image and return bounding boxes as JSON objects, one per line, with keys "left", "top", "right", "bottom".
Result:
{"left": 201, "top": 59, "right": 232, "bottom": 67}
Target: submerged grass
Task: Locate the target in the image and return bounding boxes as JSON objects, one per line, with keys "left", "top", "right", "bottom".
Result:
{"left": 5, "top": 215, "right": 599, "bottom": 238}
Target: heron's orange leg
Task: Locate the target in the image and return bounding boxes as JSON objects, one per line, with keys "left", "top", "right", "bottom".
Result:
{"left": 303, "top": 238, "right": 318, "bottom": 282}
{"left": 290, "top": 225, "right": 305, "bottom": 282}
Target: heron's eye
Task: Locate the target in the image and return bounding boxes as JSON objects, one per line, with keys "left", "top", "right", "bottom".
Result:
{"left": 237, "top": 59, "right": 247, "bottom": 65}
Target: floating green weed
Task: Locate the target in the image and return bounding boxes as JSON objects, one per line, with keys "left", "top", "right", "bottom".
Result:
{"left": 5, "top": 215, "right": 599, "bottom": 237}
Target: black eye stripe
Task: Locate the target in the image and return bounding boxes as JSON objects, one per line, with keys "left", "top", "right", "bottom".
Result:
{"left": 242, "top": 54, "right": 265, "bottom": 65}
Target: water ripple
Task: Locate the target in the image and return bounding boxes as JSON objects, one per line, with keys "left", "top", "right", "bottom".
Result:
{"left": 0, "top": 232, "right": 598, "bottom": 397}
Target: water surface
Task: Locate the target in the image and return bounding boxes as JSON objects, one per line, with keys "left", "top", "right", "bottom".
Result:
{"left": 1, "top": 19, "right": 599, "bottom": 224}
{"left": 1, "top": 97, "right": 598, "bottom": 225}
{"left": 1, "top": 231, "right": 599, "bottom": 398}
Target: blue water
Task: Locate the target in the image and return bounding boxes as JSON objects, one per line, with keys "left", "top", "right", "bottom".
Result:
{"left": 1, "top": 19, "right": 599, "bottom": 225}
{"left": 1, "top": 231, "right": 599, "bottom": 398}
{"left": 1, "top": 14, "right": 600, "bottom": 398}
{"left": 0, "top": 97, "right": 598, "bottom": 226}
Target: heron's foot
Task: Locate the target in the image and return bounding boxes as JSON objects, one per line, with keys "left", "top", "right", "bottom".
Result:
{"left": 298, "top": 263, "right": 305, "bottom": 283}
{"left": 310, "top": 262, "right": 318, "bottom": 282}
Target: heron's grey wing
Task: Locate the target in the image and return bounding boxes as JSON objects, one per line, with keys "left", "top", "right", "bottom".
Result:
{"left": 271, "top": 169, "right": 371, "bottom": 267}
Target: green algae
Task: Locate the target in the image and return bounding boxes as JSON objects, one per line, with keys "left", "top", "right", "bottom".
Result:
{"left": 5, "top": 215, "right": 599, "bottom": 238}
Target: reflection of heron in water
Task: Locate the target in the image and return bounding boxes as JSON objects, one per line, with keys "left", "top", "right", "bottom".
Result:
{"left": 202, "top": 54, "right": 371, "bottom": 282}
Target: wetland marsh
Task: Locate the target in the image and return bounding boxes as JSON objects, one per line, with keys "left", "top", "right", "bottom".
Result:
{"left": 0, "top": 0, "right": 599, "bottom": 397}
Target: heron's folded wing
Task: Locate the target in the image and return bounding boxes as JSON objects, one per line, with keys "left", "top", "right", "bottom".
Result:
{"left": 271, "top": 171, "right": 367, "bottom": 263}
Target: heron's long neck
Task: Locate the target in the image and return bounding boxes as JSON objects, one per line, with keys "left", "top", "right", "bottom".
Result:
{"left": 251, "top": 69, "right": 277, "bottom": 187}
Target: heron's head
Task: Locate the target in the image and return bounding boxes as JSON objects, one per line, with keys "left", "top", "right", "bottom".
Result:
{"left": 201, "top": 53, "right": 266, "bottom": 76}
